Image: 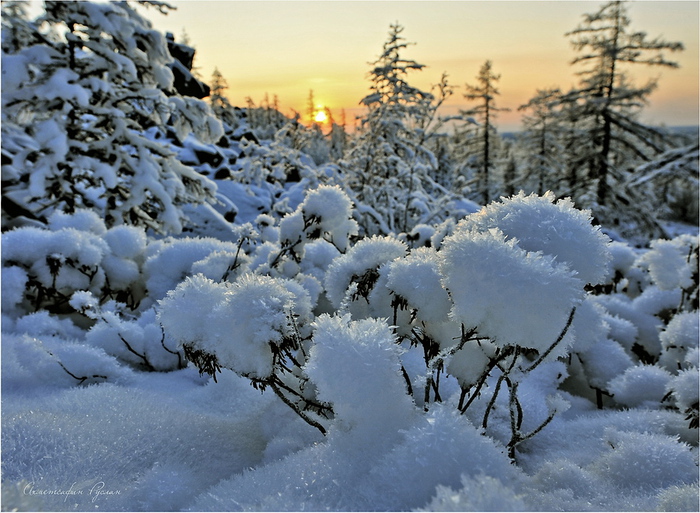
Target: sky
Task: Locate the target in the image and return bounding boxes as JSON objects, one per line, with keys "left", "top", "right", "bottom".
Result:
{"left": 141, "top": 1, "right": 698, "bottom": 132}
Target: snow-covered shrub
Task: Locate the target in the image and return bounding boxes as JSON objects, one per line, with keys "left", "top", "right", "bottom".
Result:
{"left": 386, "top": 247, "right": 451, "bottom": 326}
{"left": 666, "top": 369, "right": 699, "bottom": 429}
{"left": 607, "top": 364, "right": 673, "bottom": 408}
{"left": 324, "top": 235, "right": 407, "bottom": 314}
{"left": 659, "top": 311, "right": 699, "bottom": 373}
{"left": 278, "top": 184, "right": 358, "bottom": 262}
{"left": 2, "top": 332, "right": 131, "bottom": 392}
{"left": 441, "top": 227, "right": 583, "bottom": 352}
{"left": 305, "top": 314, "right": 415, "bottom": 439}
{"left": 143, "top": 236, "right": 241, "bottom": 302}
{"left": 640, "top": 235, "right": 698, "bottom": 294}
{"left": 85, "top": 306, "right": 183, "bottom": 372}
{"left": 457, "top": 191, "right": 612, "bottom": 285}
{"left": 1, "top": 211, "right": 149, "bottom": 316}
{"left": 158, "top": 272, "right": 329, "bottom": 432}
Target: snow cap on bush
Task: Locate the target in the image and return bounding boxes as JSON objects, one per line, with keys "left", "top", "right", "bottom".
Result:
{"left": 279, "top": 185, "right": 358, "bottom": 254}
{"left": 457, "top": 192, "right": 611, "bottom": 285}
{"left": 386, "top": 247, "right": 451, "bottom": 324}
{"left": 144, "top": 237, "right": 240, "bottom": 301}
{"left": 666, "top": 368, "right": 699, "bottom": 417}
{"left": 2, "top": 226, "right": 108, "bottom": 296}
{"left": 608, "top": 241, "right": 639, "bottom": 274}
{"left": 159, "top": 273, "right": 311, "bottom": 379}
{"left": 659, "top": 311, "right": 699, "bottom": 372}
{"left": 156, "top": 273, "right": 230, "bottom": 349}
{"left": 640, "top": 235, "right": 697, "bottom": 291}
{"left": 324, "top": 235, "right": 407, "bottom": 309}
{"left": 607, "top": 364, "right": 672, "bottom": 408}
{"left": 48, "top": 208, "right": 106, "bottom": 235}
{"left": 440, "top": 227, "right": 582, "bottom": 352}
{"left": 305, "top": 314, "right": 415, "bottom": 436}
{"left": 103, "top": 225, "right": 148, "bottom": 259}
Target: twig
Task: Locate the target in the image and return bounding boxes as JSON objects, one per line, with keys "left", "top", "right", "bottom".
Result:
{"left": 523, "top": 306, "right": 576, "bottom": 374}
{"left": 269, "top": 378, "right": 327, "bottom": 435}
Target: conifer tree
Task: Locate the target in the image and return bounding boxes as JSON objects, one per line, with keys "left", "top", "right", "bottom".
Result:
{"left": 342, "top": 23, "right": 451, "bottom": 235}
{"left": 561, "top": 0, "right": 684, "bottom": 206}
{"left": 459, "top": 60, "right": 509, "bottom": 203}
{"left": 517, "top": 88, "right": 565, "bottom": 195}
{"left": 209, "top": 66, "right": 237, "bottom": 126}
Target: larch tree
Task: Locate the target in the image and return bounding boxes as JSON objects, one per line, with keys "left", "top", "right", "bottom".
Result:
{"left": 561, "top": 0, "right": 684, "bottom": 207}
{"left": 459, "top": 60, "right": 509, "bottom": 204}
{"left": 1, "top": 0, "right": 223, "bottom": 233}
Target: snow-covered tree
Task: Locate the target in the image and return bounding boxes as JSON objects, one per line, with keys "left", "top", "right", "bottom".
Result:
{"left": 1, "top": 0, "right": 222, "bottom": 234}
{"left": 561, "top": 0, "right": 684, "bottom": 206}
{"left": 627, "top": 143, "right": 699, "bottom": 225}
{"left": 1, "top": 0, "right": 41, "bottom": 53}
{"left": 341, "top": 23, "right": 456, "bottom": 235}
{"left": 208, "top": 66, "right": 238, "bottom": 127}
{"left": 516, "top": 88, "right": 566, "bottom": 195}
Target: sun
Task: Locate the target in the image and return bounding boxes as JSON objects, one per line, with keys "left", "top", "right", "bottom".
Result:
{"left": 314, "top": 109, "right": 328, "bottom": 124}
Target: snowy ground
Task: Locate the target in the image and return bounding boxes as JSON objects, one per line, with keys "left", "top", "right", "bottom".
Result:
{"left": 1, "top": 358, "right": 698, "bottom": 511}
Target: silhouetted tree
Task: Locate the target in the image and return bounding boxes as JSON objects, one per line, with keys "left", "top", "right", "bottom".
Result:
{"left": 209, "top": 66, "right": 237, "bottom": 126}
{"left": 459, "top": 60, "right": 509, "bottom": 203}
{"left": 561, "top": 0, "right": 684, "bottom": 206}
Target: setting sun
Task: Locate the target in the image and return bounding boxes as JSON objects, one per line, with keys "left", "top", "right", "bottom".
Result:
{"left": 314, "top": 109, "right": 328, "bottom": 124}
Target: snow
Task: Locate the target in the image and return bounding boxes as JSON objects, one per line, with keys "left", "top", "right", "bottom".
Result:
{"left": 4, "top": 178, "right": 697, "bottom": 512}
{"left": 2, "top": 5, "right": 698, "bottom": 510}
{"left": 608, "top": 364, "right": 673, "bottom": 408}
{"left": 458, "top": 191, "right": 612, "bottom": 285}
{"left": 324, "top": 235, "right": 407, "bottom": 309}
{"left": 440, "top": 226, "right": 583, "bottom": 353}
{"left": 306, "top": 314, "right": 416, "bottom": 438}
{"left": 641, "top": 235, "right": 697, "bottom": 291}
{"left": 159, "top": 273, "right": 312, "bottom": 379}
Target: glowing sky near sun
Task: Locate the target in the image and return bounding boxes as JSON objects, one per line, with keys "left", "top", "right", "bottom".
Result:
{"left": 144, "top": 1, "right": 698, "bottom": 132}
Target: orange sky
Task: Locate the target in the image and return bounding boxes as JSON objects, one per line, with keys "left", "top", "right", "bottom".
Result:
{"left": 144, "top": 1, "right": 698, "bottom": 132}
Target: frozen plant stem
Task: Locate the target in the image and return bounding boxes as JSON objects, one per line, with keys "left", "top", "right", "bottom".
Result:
{"left": 483, "top": 346, "right": 520, "bottom": 429}
{"left": 269, "top": 379, "right": 327, "bottom": 435}
{"left": 523, "top": 306, "right": 576, "bottom": 373}
{"left": 460, "top": 345, "right": 514, "bottom": 414}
